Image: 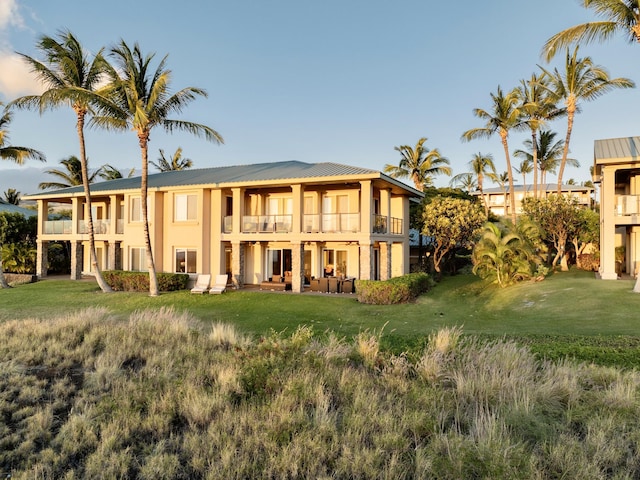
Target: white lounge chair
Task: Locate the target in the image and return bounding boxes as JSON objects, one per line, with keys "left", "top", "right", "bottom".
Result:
{"left": 190, "top": 274, "right": 211, "bottom": 294}
{"left": 209, "top": 274, "right": 228, "bottom": 294}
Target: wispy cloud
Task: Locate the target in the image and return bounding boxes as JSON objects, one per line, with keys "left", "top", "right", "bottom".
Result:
{"left": 0, "top": 1, "right": 42, "bottom": 99}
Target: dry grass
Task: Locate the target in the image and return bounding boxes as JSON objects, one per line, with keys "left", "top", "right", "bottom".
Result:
{"left": 1, "top": 309, "right": 640, "bottom": 479}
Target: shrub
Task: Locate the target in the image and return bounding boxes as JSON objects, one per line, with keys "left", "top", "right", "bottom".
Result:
{"left": 355, "top": 273, "right": 433, "bottom": 305}
{"left": 102, "top": 271, "right": 189, "bottom": 292}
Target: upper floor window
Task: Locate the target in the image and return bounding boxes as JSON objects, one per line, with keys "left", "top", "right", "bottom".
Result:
{"left": 175, "top": 193, "right": 197, "bottom": 221}
{"left": 130, "top": 197, "right": 142, "bottom": 222}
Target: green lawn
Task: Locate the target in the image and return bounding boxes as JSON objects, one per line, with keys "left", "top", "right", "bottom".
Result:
{"left": 2, "top": 269, "right": 640, "bottom": 365}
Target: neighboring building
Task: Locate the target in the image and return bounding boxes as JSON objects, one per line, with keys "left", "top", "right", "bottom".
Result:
{"left": 0, "top": 199, "right": 36, "bottom": 218}
{"left": 593, "top": 136, "right": 640, "bottom": 280}
{"left": 474, "top": 183, "right": 594, "bottom": 217}
{"left": 23, "top": 161, "right": 422, "bottom": 292}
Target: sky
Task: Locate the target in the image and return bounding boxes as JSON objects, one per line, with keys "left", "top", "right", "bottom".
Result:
{"left": 0, "top": 0, "right": 639, "bottom": 196}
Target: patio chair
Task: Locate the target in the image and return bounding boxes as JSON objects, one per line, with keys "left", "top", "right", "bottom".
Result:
{"left": 209, "top": 274, "right": 229, "bottom": 294}
{"left": 190, "top": 274, "right": 211, "bottom": 294}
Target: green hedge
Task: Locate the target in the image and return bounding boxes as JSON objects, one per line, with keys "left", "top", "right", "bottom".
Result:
{"left": 355, "top": 273, "right": 434, "bottom": 305}
{"left": 103, "top": 271, "right": 189, "bottom": 292}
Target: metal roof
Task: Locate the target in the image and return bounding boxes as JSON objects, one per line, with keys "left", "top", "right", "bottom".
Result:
{"left": 476, "top": 183, "right": 593, "bottom": 194}
{"left": 24, "top": 160, "right": 423, "bottom": 199}
{"left": 0, "top": 200, "right": 37, "bottom": 217}
{"left": 594, "top": 136, "right": 640, "bottom": 161}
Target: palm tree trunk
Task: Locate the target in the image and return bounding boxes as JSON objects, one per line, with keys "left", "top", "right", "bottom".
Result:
{"left": 500, "top": 129, "right": 517, "bottom": 224}
{"left": 140, "top": 134, "right": 159, "bottom": 296}
{"left": 76, "top": 111, "right": 112, "bottom": 293}
{"left": 0, "top": 246, "right": 10, "bottom": 289}
{"left": 557, "top": 98, "right": 575, "bottom": 194}
{"left": 532, "top": 131, "right": 539, "bottom": 199}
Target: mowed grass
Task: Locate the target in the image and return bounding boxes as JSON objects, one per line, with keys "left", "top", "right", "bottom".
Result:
{"left": 1, "top": 269, "right": 638, "bottom": 335}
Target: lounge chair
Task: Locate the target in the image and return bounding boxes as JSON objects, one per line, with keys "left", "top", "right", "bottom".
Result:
{"left": 190, "top": 274, "right": 211, "bottom": 294}
{"left": 209, "top": 274, "right": 228, "bottom": 294}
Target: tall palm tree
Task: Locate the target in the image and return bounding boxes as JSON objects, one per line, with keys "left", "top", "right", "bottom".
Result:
{"left": 39, "top": 155, "right": 101, "bottom": 190}
{"left": 517, "top": 72, "right": 565, "bottom": 198}
{"left": 515, "top": 158, "right": 533, "bottom": 194}
{"left": 151, "top": 147, "right": 193, "bottom": 172}
{"left": 12, "top": 30, "right": 112, "bottom": 292}
{"left": 462, "top": 86, "right": 525, "bottom": 223}
{"left": 383, "top": 137, "right": 452, "bottom": 191}
{"left": 449, "top": 173, "right": 477, "bottom": 192}
{"left": 94, "top": 41, "right": 223, "bottom": 296}
{"left": 542, "top": 0, "right": 640, "bottom": 61}
{"left": 3, "top": 188, "right": 21, "bottom": 205}
{"left": 539, "top": 47, "right": 634, "bottom": 193}
{"left": 450, "top": 152, "right": 496, "bottom": 217}
{"left": 0, "top": 105, "right": 45, "bottom": 289}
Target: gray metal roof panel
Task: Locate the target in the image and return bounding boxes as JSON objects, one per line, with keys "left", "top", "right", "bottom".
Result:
{"left": 594, "top": 136, "right": 640, "bottom": 161}
{"left": 25, "top": 161, "right": 386, "bottom": 198}
{"left": 0, "top": 200, "right": 37, "bottom": 217}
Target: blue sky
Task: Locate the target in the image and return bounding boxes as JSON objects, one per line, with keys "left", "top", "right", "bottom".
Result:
{"left": 1, "top": 0, "right": 638, "bottom": 195}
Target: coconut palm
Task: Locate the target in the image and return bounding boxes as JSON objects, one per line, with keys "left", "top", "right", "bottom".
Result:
{"left": 0, "top": 103, "right": 46, "bottom": 165}
{"left": 514, "top": 130, "right": 579, "bottom": 190}
{"left": 539, "top": 47, "right": 634, "bottom": 193}
{"left": 98, "top": 164, "right": 136, "bottom": 181}
{"left": 462, "top": 86, "right": 525, "bottom": 223}
{"left": 517, "top": 72, "right": 565, "bottom": 198}
{"left": 543, "top": 0, "right": 640, "bottom": 61}
{"left": 39, "top": 156, "right": 101, "bottom": 190}
{"left": 94, "top": 41, "right": 223, "bottom": 296}
{"left": 3, "top": 189, "right": 20, "bottom": 205}
{"left": 451, "top": 152, "right": 496, "bottom": 217}
{"left": 449, "top": 173, "right": 477, "bottom": 192}
{"left": 515, "top": 159, "right": 533, "bottom": 194}
{"left": 12, "top": 30, "right": 113, "bottom": 292}
{"left": 384, "top": 137, "right": 452, "bottom": 191}
{"left": 151, "top": 147, "right": 193, "bottom": 172}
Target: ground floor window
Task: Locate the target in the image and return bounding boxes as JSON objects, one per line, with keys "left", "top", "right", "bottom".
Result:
{"left": 175, "top": 248, "right": 197, "bottom": 273}
{"left": 130, "top": 247, "right": 147, "bottom": 272}
{"left": 323, "top": 249, "right": 347, "bottom": 277}
{"left": 266, "top": 248, "right": 292, "bottom": 280}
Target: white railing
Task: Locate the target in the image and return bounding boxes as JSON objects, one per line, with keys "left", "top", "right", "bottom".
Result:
{"left": 616, "top": 195, "right": 640, "bottom": 216}
{"left": 44, "top": 220, "right": 72, "bottom": 234}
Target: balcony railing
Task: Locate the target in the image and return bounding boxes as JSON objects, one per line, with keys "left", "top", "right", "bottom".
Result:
{"left": 320, "top": 213, "right": 360, "bottom": 233}
{"left": 78, "top": 219, "right": 112, "bottom": 234}
{"left": 44, "top": 220, "right": 72, "bottom": 235}
{"left": 241, "top": 215, "right": 293, "bottom": 233}
{"left": 616, "top": 195, "right": 640, "bottom": 216}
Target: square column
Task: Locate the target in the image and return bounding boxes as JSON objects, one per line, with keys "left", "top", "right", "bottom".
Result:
{"left": 36, "top": 240, "right": 48, "bottom": 278}
{"left": 291, "top": 242, "right": 304, "bottom": 293}
{"left": 380, "top": 241, "right": 391, "bottom": 281}
{"left": 359, "top": 242, "right": 372, "bottom": 280}
{"left": 231, "top": 241, "right": 244, "bottom": 288}
{"left": 599, "top": 166, "right": 617, "bottom": 279}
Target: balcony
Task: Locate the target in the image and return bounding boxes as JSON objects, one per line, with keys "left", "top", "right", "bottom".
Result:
{"left": 241, "top": 215, "right": 293, "bottom": 233}
{"left": 44, "top": 220, "right": 72, "bottom": 235}
{"left": 319, "top": 213, "right": 360, "bottom": 233}
{"left": 616, "top": 195, "right": 640, "bottom": 216}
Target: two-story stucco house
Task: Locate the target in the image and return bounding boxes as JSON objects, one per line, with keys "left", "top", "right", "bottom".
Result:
{"left": 24, "top": 161, "right": 422, "bottom": 292}
{"left": 593, "top": 136, "right": 640, "bottom": 280}
{"left": 473, "top": 184, "right": 594, "bottom": 218}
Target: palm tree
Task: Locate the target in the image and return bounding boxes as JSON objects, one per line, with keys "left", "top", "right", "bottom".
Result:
{"left": 383, "top": 137, "right": 452, "bottom": 191}
{"left": 515, "top": 158, "right": 533, "bottom": 194}
{"left": 449, "top": 173, "right": 477, "bottom": 192}
{"left": 539, "top": 47, "right": 634, "bottom": 193}
{"left": 451, "top": 152, "right": 496, "bottom": 217}
{"left": 492, "top": 171, "right": 510, "bottom": 216}
{"left": 0, "top": 103, "right": 46, "bottom": 165}
{"left": 94, "top": 41, "right": 223, "bottom": 296}
{"left": 514, "top": 130, "right": 578, "bottom": 192}
{"left": 151, "top": 147, "right": 193, "bottom": 172}
{"left": 39, "top": 156, "right": 101, "bottom": 190}
{"left": 12, "top": 30, "right": 113, "bottom": 292}
{"left": 0, "top": 105, "right": 45, "bottom": 288}
{"left": 542, "top": 0, "right": 640, "bottom": 61}
{"left": 462, "top": 86, "right": 525, "bottom": 223}
{"left": 3, "top": 189, "right": 20, "bottom": 205}
{"left": 517, "top": 72, "right": 565, "bottom": 198}
{"left": 99, "top": 164, "right": 136, "bottom": 180}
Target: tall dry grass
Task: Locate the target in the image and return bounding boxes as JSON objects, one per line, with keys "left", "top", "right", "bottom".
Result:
{"left": 1, "top": 308, "right": 639, "bottom": 479}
